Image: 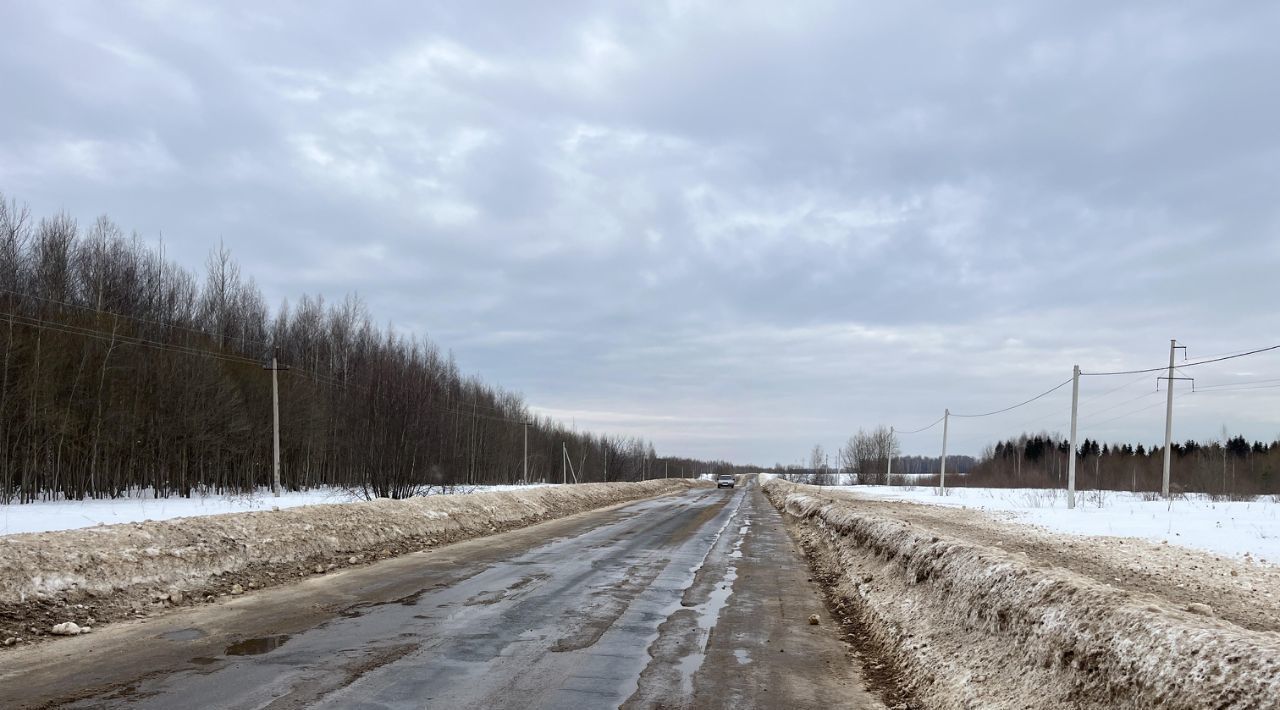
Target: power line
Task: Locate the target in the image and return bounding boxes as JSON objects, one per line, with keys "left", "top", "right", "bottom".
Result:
{"left": 0, "top": 286, "right": 273, "bottom": 351}
{"left": 951, "top": 377, "right": 1073, "bottom": 418}
{"left": 894, "top": 414, "right": 945, "bottom": 434}
{"left": 1, "top": 289, "right": 536, "bottom": 420}
{"left": 284, "top": 367, "right": 534, "bottom": 425}
{"left": 2, "top": 309, "right": 539, "bottom": 427}
{"left": 1012, "top": 372, "right": 1147, "bottom": 431}
{"left": 1, "top": 311, "right": 264, "bottom": 367}
{"left": 1089, "top": 390, "right": 1193, "bottom": 428}
{"left": 1192, "top": 383, "right": 1280, "bottom": 394}
{"left": 1179, "top": 345, "right": 1269, "bottom": 361}
{"left": 1079, "top": 372, "right": 1150, "bottom": 402}
{"left": 1196, "top": 376, "right": 1280, "bottom": 390}
{"left": 1082, "top": 344, "right": 1280, "bottom": 376}
{"left": 1080, "top": 388, "right": 1161, "bottom": 420}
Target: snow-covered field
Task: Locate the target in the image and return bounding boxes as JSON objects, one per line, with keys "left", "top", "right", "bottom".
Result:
{"left": 0, "top": 484, "right": 553, "bottom": 536}
{"left": 764, "top": 478, "right": 1280, "bottom": 708}
{"left": 843, "top": 484, "right": 1280, "bottom": 563}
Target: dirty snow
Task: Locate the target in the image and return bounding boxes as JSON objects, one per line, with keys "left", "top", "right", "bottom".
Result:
{"left": 0, "top": 484, "right": 552, "bottom": 536}
{"left": 0, "top": 480, "right": 701, "bottom": 609}
{"left": 837, "top": 485, "right": 1280, "bottom": 563}
{"left": 764, "top": 478, "right": 1280, "bottom": 709}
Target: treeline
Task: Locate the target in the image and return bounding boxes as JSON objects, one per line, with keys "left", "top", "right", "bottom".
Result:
{"left": 0, "top": 196, "right": 733, "bottom": 502}
{"left": 768, "top": 454, "right": 976, "bottom": 485}
{"left": 887, "top": 455, "right": 976, "bottom": 475}
{"left": 968, "top": 432, "right": 1280, "bottom": 496}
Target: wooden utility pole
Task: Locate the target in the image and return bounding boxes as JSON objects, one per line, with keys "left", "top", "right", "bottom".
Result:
{"left": 263, "top": 347, "right": 289, "bottom": 497}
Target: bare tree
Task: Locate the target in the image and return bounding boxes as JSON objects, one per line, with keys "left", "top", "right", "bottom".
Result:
{"left": 840, "top": 426, "right": 898, "bottom": 486}
{"left": 0, "top": 195, "right": 745, "bottom": 503}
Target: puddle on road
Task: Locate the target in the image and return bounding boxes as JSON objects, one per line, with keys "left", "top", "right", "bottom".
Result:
{"left": 625, "top": 494, "right": 752, "bottom": 705}
{"left": 339, "top": 588, "right": 430, "bottom": 618}
{"left": 733, "top": 649, "right": 751, "bottom": 665}
{"left": 159, "top": 628, "right": 207, "bottom": 642}
{"left": 675, "top": 522, "right": 744, "bottom": 697}
{"left": 225, "top": 634, "right": 291, "bottom": 656}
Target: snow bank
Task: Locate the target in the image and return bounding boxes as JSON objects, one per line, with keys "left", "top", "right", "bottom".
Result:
{"left": 0, "top": 480, "right": 703, "bottom": 607}
{"left": 842, "top": 485, "right": 1280, "bottom": 562}
{"left": 0, "top": 484, "right": 552, "bottom": 536}
{"left": 763, "top": 479, "right": 1280, "bottom": 709}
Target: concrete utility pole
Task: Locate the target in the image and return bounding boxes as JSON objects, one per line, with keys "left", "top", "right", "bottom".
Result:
{"left": 1161, "top": 339, "right": 1187, "bottom": 498}
{"left": 940, "top": 409, "right": 950, "bottom": 493}
{"left": 561, "top": 443, "right": 581, "bottom": 484}
{"left": 1068, "top": 364, "right": 1080, "bottom": 509}
{"left": 263, "top": 347, "right": 289, "bottom": 498}
{"left": 523, "top": 421, "right": 531, "bottom": 485}
{"left": 887, "top": 426, "right": 894, "bottom": 481}
{"left": 562, "top": 442, "right": 567, "bottom": 485}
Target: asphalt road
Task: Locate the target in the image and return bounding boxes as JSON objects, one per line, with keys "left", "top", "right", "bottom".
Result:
{"left": 1, "top": 481, "right": 882, "bottom": 709}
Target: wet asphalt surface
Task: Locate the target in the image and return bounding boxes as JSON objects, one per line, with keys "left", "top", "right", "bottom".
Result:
{"left": 1, "top": 481, "right": 881, "bottom": 709}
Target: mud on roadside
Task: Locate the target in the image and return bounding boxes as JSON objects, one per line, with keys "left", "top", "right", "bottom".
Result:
{"left": 788, "top": 517, "right": 922, "bottom": 710}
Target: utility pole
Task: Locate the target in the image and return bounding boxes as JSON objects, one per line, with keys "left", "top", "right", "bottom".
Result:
{"left": 263, "top": 347, "right": 289, "bottom": 497}
{"left": 522, "top": 421, "right": 531, "bottom": 485}
{"left": 940, "top": 409, "right": 950, "bottom": 493}
{"left": 887, "top": 426, "right": 894, "bottom": 482}
{"left": 1161, "top": 339, "right": 1188, "bottom": 498}
{"left": 1067, "top": 364, "right": 1080, "bottom": 509}
{"left": 562, "top": 442, "right": 567, "bottom": 485}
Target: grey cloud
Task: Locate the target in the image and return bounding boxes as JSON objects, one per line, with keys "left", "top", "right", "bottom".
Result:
{"left": 2, "top": 0, "right": 1279, "bottom": 462}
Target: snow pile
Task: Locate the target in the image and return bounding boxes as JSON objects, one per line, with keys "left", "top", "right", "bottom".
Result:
{"left": 0, "top": 484, "right": 553, "bottom": 536}
{"left": 763, "top": 479, "right": 1280, "bottom": 709}
{"left": 0, "top": 480, "right": 703, "bottom": 608}
{"left": 843, "top": 485, "right": 1280, "bottom": 562}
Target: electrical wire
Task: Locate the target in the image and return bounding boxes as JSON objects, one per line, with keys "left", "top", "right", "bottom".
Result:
{"left": 1079, "top": 372, "right": 1150, "bottom": 402}
{"left": 1196, "top": 377, "right": 1280, "bottom": 390}
{"left": 950, "top": 377, "right": 1074, "bottom": 418}
{"left": 1, "top": 311, "right": 264, "bottom": 367}
{"left": 1191, "top": 383, "right": 1280, "bottom": 394}
{"left": 1180, "top": 345, "right": 1269, "bottom": 361}
{"left": 0, "top": 310, "right": 538, "bottom": 426}
{"left": 894, "top": 414, "right": 946, "bottom": 435}
{"left": 0, "top": 286, "right": 273, "bottom": 351}
{"left": 1082, "top": 344, "right": 1280, "bottom": 376}
{"left": 0, "top": 289, "right": 530, "bottom": 420}
{"left": 1088, "top": 390, "right": 1193, "bottom": 428}
{"left": 1001, "top": 373, "right": 1149, "bottom": 431}
{"left": 1080, "top": 388, "right": 1161, "bottom": 420}
{"left": 282, "top": 367, "right": 534, "bottom": 425}
{"left": 888, "top": 343, "right": 1277, "bottom": 447}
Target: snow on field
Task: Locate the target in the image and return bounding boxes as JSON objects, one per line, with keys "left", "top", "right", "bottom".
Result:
{"left": 0, "top": 484, "right": 553, "bottom": 536}
{"left": 841, "top": 485, "right": 1280, "bottom": 563}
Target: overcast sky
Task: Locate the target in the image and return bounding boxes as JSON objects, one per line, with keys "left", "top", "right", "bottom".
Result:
{"left": 3, "top": 1, "right": 1279, "bottom": 464}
